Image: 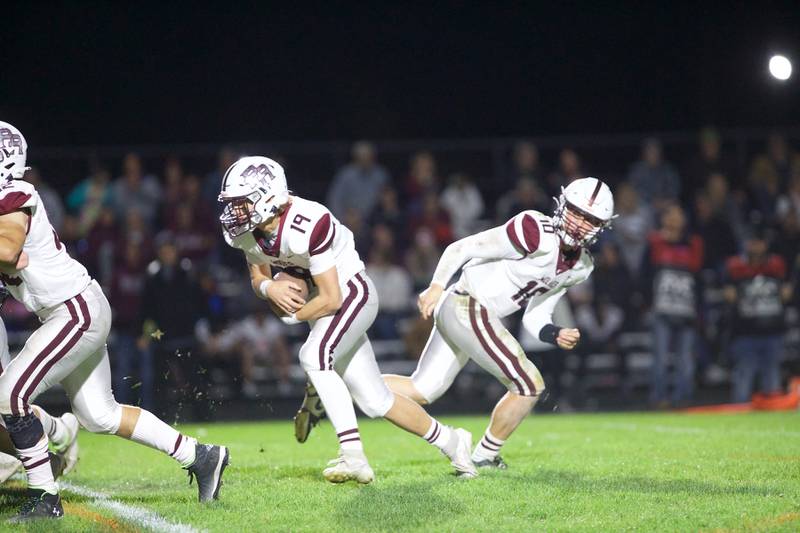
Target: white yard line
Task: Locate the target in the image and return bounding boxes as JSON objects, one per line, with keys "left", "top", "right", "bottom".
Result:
{"left": 60, "top": 481, "right": 201, "bottom": 533}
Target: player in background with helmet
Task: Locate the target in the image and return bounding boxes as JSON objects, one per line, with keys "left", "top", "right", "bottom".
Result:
{"left": 383, "top": 177, "right": 615, "bottom": 469}
{"left": 0, "top": 122, "right": 229, "bottom": 521}
{"left": 220, "top": 156, "right": 477, "bottom": 483}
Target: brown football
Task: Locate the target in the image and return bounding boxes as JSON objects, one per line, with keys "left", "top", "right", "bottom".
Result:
{"left": 273, "top": 271, "right": 310, "bottom": 300}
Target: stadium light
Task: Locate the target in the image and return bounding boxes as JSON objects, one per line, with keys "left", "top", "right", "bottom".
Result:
{"left": 768, "top": 54, "right": 792, "bottom": 81}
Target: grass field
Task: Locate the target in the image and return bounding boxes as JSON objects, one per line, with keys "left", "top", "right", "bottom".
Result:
{"left": 1, "top": 411, "right": 798, "bottom": 532}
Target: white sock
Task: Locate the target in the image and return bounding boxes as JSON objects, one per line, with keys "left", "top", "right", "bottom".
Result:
{"left": 32, "top": 407, "right": 69, "bottom": 449}
{"left": 307, "top": 370, "right": 363, "bottom": 452}
{"left": 423, "top": 419, "right": 453, "bottom": 452}
{"left": 18, "top": 436, "right": 57, "bottom": 493}
{"left": 472, "top": 429, "right": 505, "bottom": 462}
{"left": 129, "top": 409, "right": 197, "bottom": 468}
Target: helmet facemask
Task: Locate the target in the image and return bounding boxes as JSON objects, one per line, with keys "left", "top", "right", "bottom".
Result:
{"left": 220, "top": 191, "right": 267, "bottom": 237}
{"left": 553, "top": 192, "right": 612, "bottom": 248}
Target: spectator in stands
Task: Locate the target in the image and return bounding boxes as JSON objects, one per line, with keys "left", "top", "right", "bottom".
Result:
{"left": 685, "top": 127, "right": 739, "bottom": 198}
{"left": 139, "top": 234, "right": 209, "bottom": 418}
{"left": 405, "top": 227, "right": 441, "bottom": 292}
{"left": 203, "top": 145, "right": 238, "bottom": 206}
{"left": 495, "top": 140, "right": 545, "bottom": 198}
{"left": 693, "top": 174, "right": 740, "bottom": 271}
{"left": 629, "top": 137, "right": 681, "bottom": 210}
{"left": 408, "top": 191, "right": 454, "bottom": 248}
{"left": 774, "top": 209, "right": 800, "bottom": 269}
{"left": 172, "top": 204, "right": 215, "bottom": 264}
{"left": 24, "top": 166, "right": 65, "bottom": 232}
{"left": 109, "top": 242, "right": 151, "bottom": 409}
{"left": 367, "top": 186, "right": 407, "bottom": 251}
{"left": 776, "top": 172, "right": 800, "bottom": 223}
{"left": 207, "top": 310, "right": 292, "bottom": 398}
{"left": 111, "top": 152, "right": 162, "bottom": 226}
{"left": 327, "top": 140, "right": 389, "bottom": 220}
{"left": 723, "top": 226, "right": 792, "bottom": 402}
{"left": 182, "top": 173, "right": 215, "bottom": 230}
{"left": 611, "top": 182, "right": 653, "bottom": 278}
{"left": 161, "top": 155, "right": 185, "bottom": 225}
{"left": 546, "top": 148, "right": 583, "bottom": 198}
{"left": 120, "top": 207, "right": 154, "bottom": 263}
{"left": 67, "top": 163, "right": 113, "bottom": 236}
{"left": 85, "top": 206, "right": 119, "bottom": 285}
{"left": 440, "top": 172, "right": 484, "bottom": 239}
{"left": 645, "top": 204, "right": 704, "bottom": 407}
{"left": 403, "top": 150, "right": 439, "bottom": 209}
{"left": 367, "top": 248, "right": 413, "bottom": 340}
{"left": 495, "top": 177, "right": 549, "bottom": 223}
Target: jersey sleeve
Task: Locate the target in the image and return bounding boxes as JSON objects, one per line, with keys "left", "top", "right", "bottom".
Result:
{"left": 0, "top": 180, "right": 37, "bottom": 216}
{"left": 430, "top": 224, "right": 522, "bottom": 287}
{"left": 504, "top": 211, "right": 554, "bottom": 257}
{"left": 521, "top": 288, "right": 566, "bottom": 339}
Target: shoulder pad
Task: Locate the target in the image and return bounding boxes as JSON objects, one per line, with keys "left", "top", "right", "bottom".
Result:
{"left": 285, "top": 199, "right": 331, "bottom": 256}
{"left": 505, "top": 210, "right": 557, "bottom": 256}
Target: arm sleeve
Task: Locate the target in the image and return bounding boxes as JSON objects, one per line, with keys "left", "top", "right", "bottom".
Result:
{"left": 521, "top": 288, "right": 566, "bottom": 342}
{"left": 430, "top": 224, "right": 522, "bottom": 287}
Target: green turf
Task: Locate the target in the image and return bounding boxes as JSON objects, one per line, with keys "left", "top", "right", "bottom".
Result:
{"left": 1, "top": 411, "right": 799, "bottom": 532}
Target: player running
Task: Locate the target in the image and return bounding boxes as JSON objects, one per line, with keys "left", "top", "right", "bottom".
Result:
{"left": 0, "top": 122, "right": 229, "bottom": 521}
{"left": 383, "top": 177, "right": 615, "bottom": 468}
{"left": 220, "top": 156, "right": 476, "bottom": 483}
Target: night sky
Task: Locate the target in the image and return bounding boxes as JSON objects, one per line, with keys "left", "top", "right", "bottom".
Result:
{"left": 3, "top": 2, "right": 799, "bottom": 147}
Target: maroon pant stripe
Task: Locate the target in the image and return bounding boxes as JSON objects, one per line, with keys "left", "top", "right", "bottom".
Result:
{"left": 21, "top": 295, "right": 92, "bottom": 413}
{"left": 326, "top": 273, "right": 369, "bottom": 368}
{"left": 480, "top": 307, "right": 537, "bottom": 395}
{"left": 170, "top": 434, "right": 184, "bottom": 456}
{"left": 318, "top": 279, "right": 359, "bottom": 370}
{"left": 468, "top": 299, "right": 525, "bottom": 395}
{"left": 10, "top": 298, "right": 80, "bottom": 415}
{"left": 337, "top": 428, "right": 359, "bottom": 438}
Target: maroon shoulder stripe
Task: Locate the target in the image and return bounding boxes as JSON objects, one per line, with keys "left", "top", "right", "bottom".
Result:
{"left": 309, "top": 214, "right": 334, "bottom": 256}
{"left": 505, "top": 220, "right": 525, "bottom": 254}
{"left": 10, "top": 298, "right": 80, "bottom": 415}
{"left": 520, "top": 214, "right": 540, "bottom": 253}
{"left": 318, "top": 279, "right": 359, "bottom": 370}
{"left": 21, "top": 295, "right": 93, "bottom": 412}
{"left": 480, "top": 307, "right": 537, "bottom": 396}
{"left": 0, "top": 192, "right": 31, "bottom": 216}
{"left": 326, "top": 273, "right": 370, "bottom": 369}
{"left": 468, "top": 298, "right": 525, "bottom": 395}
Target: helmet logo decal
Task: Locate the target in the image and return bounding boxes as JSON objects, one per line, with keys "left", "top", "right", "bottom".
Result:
{"left": 0, "top": 129, "right": 24, "bottom": 156}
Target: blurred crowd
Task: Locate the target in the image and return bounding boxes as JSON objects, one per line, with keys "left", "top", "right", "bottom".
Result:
{"left": 5, "top": 129, "right": 800, "bottom": 413}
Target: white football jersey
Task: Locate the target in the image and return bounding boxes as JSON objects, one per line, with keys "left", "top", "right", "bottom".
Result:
{"left": 0, "top": 179, "right": 91, "bottom": 314}
{"left": 224, "top": 196, "right": 365, "bottom": 287}
{"left": 456, "top": 210, "right": 594, "bottom": 319}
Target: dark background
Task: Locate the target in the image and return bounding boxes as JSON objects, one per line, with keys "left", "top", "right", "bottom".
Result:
{"left": 2, "top": 1, "right": 799, "bottom": 147}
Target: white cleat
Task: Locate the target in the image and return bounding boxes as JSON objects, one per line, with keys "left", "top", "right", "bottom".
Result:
{"left": 0, "top": 453, "right": 22, "bottom": 484}
{"left": 322, "top": 451, "right": 375, "bottom": 484}
{"left": 56, "top": 413, "right": 80, "bottom": 475}
{"left": 445, "top": 428, "right": 478, "bottom": 479}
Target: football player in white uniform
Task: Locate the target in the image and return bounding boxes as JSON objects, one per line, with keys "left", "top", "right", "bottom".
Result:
{"left": 220, "top": 156, "right": 477, "bottom": 483}
{"left": 383, "top": 177, "right": 615, "bottom": 468}
{"left": 0, "top": 122, "right": 229, "bottom": 521}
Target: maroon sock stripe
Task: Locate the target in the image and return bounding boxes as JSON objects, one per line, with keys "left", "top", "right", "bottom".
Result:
{"left": 339, "top": 436, "right": 361, "bottom": 444}
{"left": 480, "top": 438, "right": 501, "bottom": 451}
{"left": 425, "top": 421, "right": 441, "bottom": 443}
{"left": 318, "top": 279, "right": 359, "bottom": 370}
{"left": 483, "top": 434, "right": 503, "bottom": 448}
{"left": 170, "top": 434, "right": 184, "bottom": 456}
{"left": 468, "top": 299, "right": 526, "bottom": 395}
{"left": 21, "top": 295, "right": 92, "bottom": 414}
{"left": 480, "top": 307, "right": 537, "bottom": 396}
{"left": 337, "top": 428, "right": 359, "bottom": 438}
{"left": 10, "top": 297, "right": 81, "bottom": 415}
{"left": 326, "top": 273, "right": 370, "bottom": 369}
{"left": 24, "top": 457, "right": 50, "bottom": 470}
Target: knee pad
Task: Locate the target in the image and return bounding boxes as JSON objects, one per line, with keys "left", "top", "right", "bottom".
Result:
{"left": 352, "top": 388, "right": 394, "bottom": 419}
{"left": 75, "top": 401, "right": 122, "bottom": 434}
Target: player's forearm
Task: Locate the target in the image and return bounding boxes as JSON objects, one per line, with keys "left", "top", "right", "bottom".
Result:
{"left": 431, "top": 239, "right": 472, "bottom": 287}
{"left": 295, "top": 293, "right": 341, "bottom": 321}
{"left": 0, "top": 236, "right": 23, "bottom": 267}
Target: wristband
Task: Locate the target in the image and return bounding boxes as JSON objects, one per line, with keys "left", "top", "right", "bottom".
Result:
{"left": 539, "top": 324, "right": 562, "bottom": 345}
{"left": 281, "top": 313, "right": 301, "bottom": 325}
{"left": 258, "top": 279, "right": 273, "bottom": 299}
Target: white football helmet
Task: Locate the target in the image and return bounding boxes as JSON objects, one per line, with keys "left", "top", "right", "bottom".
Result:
{"left": 218, "top": 156, "right": 289, "bottom": 237}
{"left": 0, "top": 121, "right": 30, "bottom": 181}
{"left": 553, "top": 177, "right": 616, "bottom": 248}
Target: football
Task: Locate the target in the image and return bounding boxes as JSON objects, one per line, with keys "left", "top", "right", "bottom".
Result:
{"left": 273, "top": 271, "right": 310, "bottom": 301}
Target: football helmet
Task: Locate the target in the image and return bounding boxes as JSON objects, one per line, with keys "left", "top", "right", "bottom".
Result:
{"left": 0, "top": 121, "right": 30, "bottom": 181}
{"left": 553, "top": 177, "right": 615, "bottom": 248}
{"left": 218, "top": 156, "right": 289, "bottom": 237}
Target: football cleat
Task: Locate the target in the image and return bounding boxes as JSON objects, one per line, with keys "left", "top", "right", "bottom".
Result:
{"left": 53, "top": 412, "right": 80, "bottom": 475}
{"left": 322, "top": 450, "right": 374, "bottom": 484}
{"left": 8, "top": 489, "right": 63, "bottom": 522}
{"left": 186, "top": 443, "right": 230, "bottom": 502}
{"left": 444, "top": 428, "right": 478, "bottom": 479}
{"left": 474, "top": 455, "right": 508, "bottom": 470}
{"left": 294, "top": 382, "right": 326, "bottom": 443}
